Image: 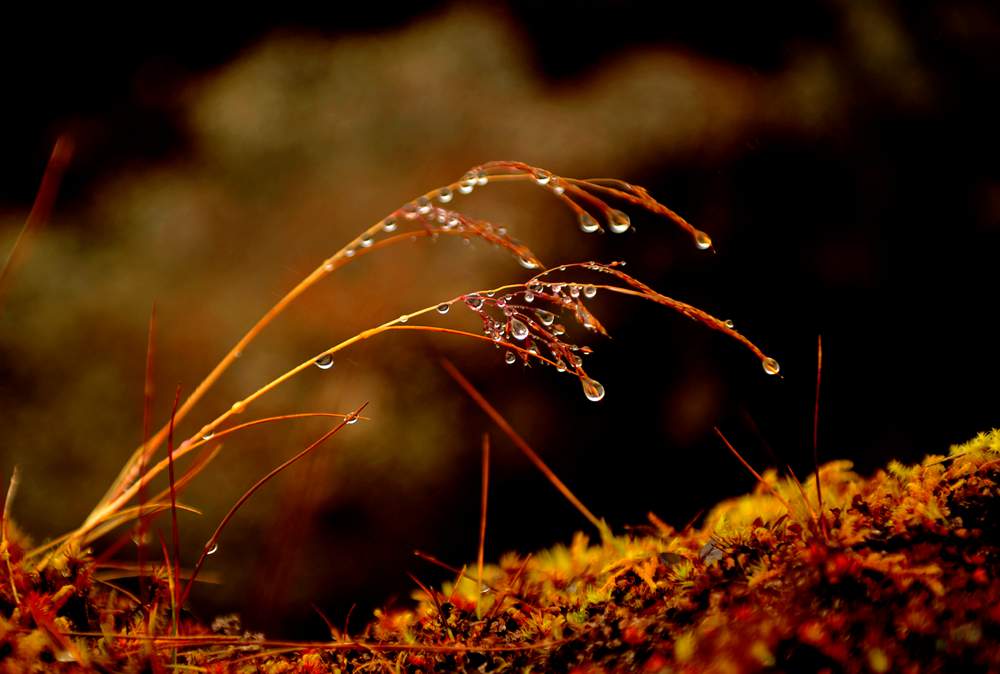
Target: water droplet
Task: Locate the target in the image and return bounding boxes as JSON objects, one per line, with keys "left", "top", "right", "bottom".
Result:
{"left": 202, "top": 432, "right": 215, "bottom": 441}
{"left": 206, "top": 542, "right": 219, "bottom": 555}
{"left": 344, "top": 248, "right": 356, "bottom": 258}
{"left": 231, "top": 401, "right": 245, "bottom": 414}
{"left": 583, "top": 285, "right": 597, "bottom": 298}
{"left": 556, "top": 361, "right": 566, "bottom": 372}
{"left": 533, "top": 169, "right": 551, "bottom": 185}
{"left": 315, "top": 354, "right": 334, "bottom": 370}
{"left": 553, "top": 324, "right": 566, "bottom": 336}
{"left": 524, "top": 291, "right": 535, "bottom": 302}
{"left": 323, "top": 261, "right": 334, "bottom": 272}
{"left": 346, "top": 415, "right": 359, "bottom": 425}
{"left": 417, "top": 196, "right": 432, "bottom": 214}
{"left": 694, "top": 230, "right": 713, "bottom": 250}
{"left": 569, "top": 285, "right": 580, "bottom": 298}
{"left": 581, "top": 377, "right": 605, "bottom": 402}
{"left": 436, "top": 303, "right": 450, "bottom": 315}
{"left": 552, "top": 284, "right": 563, "bottom": 294}
{"left": 458, "top": 183, "right": 474, "bottom": 195}
{"left": 437, "top": 188, "right": 454, "bottom": 203}
{"left": 496, "top": 298, "right": 507, "bottom": 309}
{"left": 519, "top": 256, "right": 539, "bottom": 269}
{"left": 461, "top": 171, "right": 477, "bottom": 187}
{"left": 505, "top": 351, "right": 517, "bottom": 365}
{"left": 578, "top": 213, "right": 600, "bottom": 233}
{"left": 476, "top": 170, "right": 489, "bottom": 186}
{"left": 398, "top": 314, "right": 409, "bottom": 323}
{"left": 762, "top": 357, "right": 781, "bottom": 375}
{"left": 510, "top": 318, "right": 530, "bottom": 340}
{"left": 383, "top": 218, "right": 398, "bottom": 232}
{"left": 467, "top": 296, "right": 484, "bottom": 310}
{"left": 723, "top": 319, "right": 735, "bottom": 329}
{"left": 608, "top": 209, "right": 631, "bottom": 234}
{"left": 535, "top": 310, "right": 555, "bottom": 326}
{"left": 528, "top": 344, "right": 539, "bottom": 356}
{"left": 551, "top": 178, "right": 565, "bottom": 195}
{"left": 360, "top": 236, "right": 374, "bottom": 248}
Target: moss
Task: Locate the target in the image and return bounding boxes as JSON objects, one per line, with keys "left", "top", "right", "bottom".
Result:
{"left": 2, "top": 431, "right": 999, "bottom": 671}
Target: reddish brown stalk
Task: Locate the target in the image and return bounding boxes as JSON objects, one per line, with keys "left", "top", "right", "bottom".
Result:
{"left": 814, "top": 334, "right": 827, "bottom": 538}
{"left": 477, "top": 433, "right": 490, "bottom": 618}
{"left": 136, "top": 304, "right": 157, "bottom": 601}
{"left": 712, "top": 427, "right": 792, "bottom": 513}
{"left": 441, "top": 359, "right": 609, "bottom": 539}
{"left": 166, "top": 386, "right": 183, "bottom": 621}
{"left": 406, "top": 572, "right": 443, "bottom": 617}
{"left": 0, "top": 135, "right": 73, "bottom": 306}
{"left": 179, "top": 402, "right": 368, "bottom": 607}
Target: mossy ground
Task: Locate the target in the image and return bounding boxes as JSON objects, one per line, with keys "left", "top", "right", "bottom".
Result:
{"left": 3, "top": 430, "right": 1000, "bottom": 672}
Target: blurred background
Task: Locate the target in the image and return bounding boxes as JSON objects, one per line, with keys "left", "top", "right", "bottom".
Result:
{"left": 1, "top": 2, "right": 999, "bottom": 638}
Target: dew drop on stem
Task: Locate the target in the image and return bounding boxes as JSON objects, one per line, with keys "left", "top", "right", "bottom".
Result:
{"left": 382, "top": 218, "right": 398, "bottom": 232}
{"left": 436, "top": 303, "right": 450, "bottom": 315}
{"left": 519, "top": 256, "right": 540, "bottom": 269}
{"left": 694, "top": 230, "right": 713, "bottom": 250}
{"left": 762, "top": 357, "right": 781, "bottom": 375}
{"left": 505, "top": 351, "right": 517, "bottom": 365}
{"left": 533, "top": 169, "right": 551, "bottom": 185}
{"left": 581, "top": 377, "right": 605, "bottom": 402}
{"left": 510, "top": 318, "right": 529, "bottom": 340}
{"left": 583, "top": 285, "right": 597, "bottom": 298}
{"left": 524, "top": 291, "right": 535, "bottom": 302}
{"left": 724, "top": 319, "right": 735, "bottom": 329}
{"left": 467, "top": 296, "right": 484, "bottom": 310}
{"left": 437, "top": 187, "right": 453, "bottom": 203}
{"left": 579, "top": 213, "right": 600, "bottom": 233}
{"left": 535, "top": 309, "right": 555, "bottom": 326}
{"left": 608, "top": 209, "right": 631, "bottom": 234}
{"left": 206, "top": 542, "right": 219, "bottom": 555}
{"left": 315, "top": 354, "right": 334, "bottom": 370}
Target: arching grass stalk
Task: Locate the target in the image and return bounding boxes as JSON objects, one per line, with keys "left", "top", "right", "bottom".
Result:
{"left": 83, "top": 162, "right": 721, "bottom": 534}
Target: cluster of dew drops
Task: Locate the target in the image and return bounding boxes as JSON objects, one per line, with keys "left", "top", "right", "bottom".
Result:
{"left": 307, "top": 166, "right": 780, "bottom": 403}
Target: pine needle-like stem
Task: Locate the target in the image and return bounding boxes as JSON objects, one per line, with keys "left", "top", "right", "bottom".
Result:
{"left": 441, "top": 358, "right": 611, "bottom": 540}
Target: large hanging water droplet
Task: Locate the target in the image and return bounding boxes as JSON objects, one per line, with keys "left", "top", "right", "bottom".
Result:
{"left": 762, "top": 357, "right": 781, "bottom": 375}
{"left": 608, "top": 209, "right": 631, "bottom": 234}
{"left": 694, "top": 230, "right": 713, "bottom": 250}
{"left": 467, "top": 296, "right": 484, "bottom": 310}
{"left": 206, "top": 542, "right": 219, "bottom": 555}
{"left": 505, "top": 351, "right": 517, "bottom": 365}
{"left": 578, "top": 213, "right": 600, "bottom": 233}
{"left": 510, "top": 318, "right": 529, "bottom": 340}
{"left": 519, "top": 256, "right": 539, "bottom": 269}
{"left": 583, "top": 285, "right": 597, "bottom": 298}
{"left": 315, "top": 354, "right": 334, "bottom": 370}
{"left": 383, "top": 218, "right": 398, "bottom": 233}
{"left": 535, "top": 309, "right": 555, "bottom": 326}
{"left": 569, "top": 285, "right": 580, "bottom": 298}
{"left": 524, "top": 290, "right": 535, "bottom": 303}
{"left": 581, "top": 377, "right": 606, "bottom": 402}
{"left": 533, "top": 169, "right": 551, "bottom": 185}
{"left": 436, "top": 303, "right": 451, "bottom": 315}
{"left": 437, "top": 188, "right": 454, "bottom": 203}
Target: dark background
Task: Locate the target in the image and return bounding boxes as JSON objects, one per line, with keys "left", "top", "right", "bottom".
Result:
{"left": 2, "top": 2, "right": 998, "bottom": 638}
